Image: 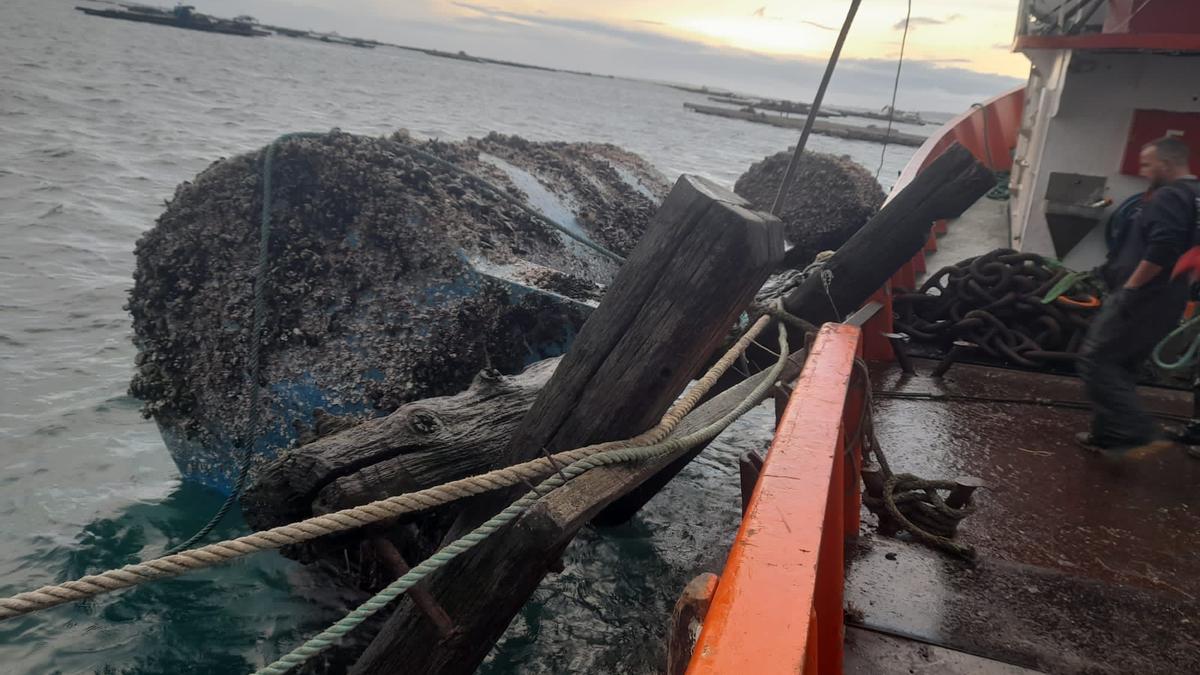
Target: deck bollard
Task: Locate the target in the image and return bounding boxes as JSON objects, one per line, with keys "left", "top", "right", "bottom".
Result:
{"left": 946, "top": 476, "right": 986, "bottom": 510}
{"left": 883, "top": 332, "right": 915, "bottom": 374}
{"left": 860, "top": 463, "right": 900, "bottom": 536}
{"left": 932, "top": 340, "right": 976, "bottom": 378}
{"left": 739, "top": 449, "right": 765, "bottom": 513}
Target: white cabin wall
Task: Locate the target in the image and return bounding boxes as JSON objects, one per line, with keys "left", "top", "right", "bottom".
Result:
{"left": 1011, "top": 50, "right": 1069, "bottom": 252}
{"left": 1015, "top": 52, "right": 1200, "bottom": 266}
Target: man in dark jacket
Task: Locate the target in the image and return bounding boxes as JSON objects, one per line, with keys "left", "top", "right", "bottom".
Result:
{"left": 1078, "top": 136, "right": 1199, "bottom": 458}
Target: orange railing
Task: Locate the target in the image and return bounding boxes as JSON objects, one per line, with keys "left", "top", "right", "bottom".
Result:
{"left": 677, "top": 89, "right": 1028, "bottom": 673}
{"left": 861, "top": 85, "right": 1026, "bottom": 360}
{"left": 684, "top": 323, "right": 866, "bottom": 674}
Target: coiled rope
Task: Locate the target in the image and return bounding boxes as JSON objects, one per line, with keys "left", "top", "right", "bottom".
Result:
{"left": 853, "top": 361, "right": 977, "bottom": 559}
{"left": 0, "top": 313, "right": 781, "bottom": 623}
{"left": 255, "top": 322, "right": 790, "bottom": 675}
{"left": 1153, "top": 314, "right": 1200, "bottom": 372}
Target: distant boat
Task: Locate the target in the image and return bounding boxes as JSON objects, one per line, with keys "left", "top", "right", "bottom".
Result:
{"left": 75, "top": 4, "right": 270, "bottom": 37}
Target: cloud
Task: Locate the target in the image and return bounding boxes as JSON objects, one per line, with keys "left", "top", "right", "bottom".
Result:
{"left": 748, "top": 6, "right": 834, "bottom": 29}
{"left": 446, "top": 5, "right": 1018, "bottom": 110}
{"left": 802, "top": 20, "right": 836, "bottom": 31}
{"left": 895, "top": 14, "right": 963, "bottom": 31}
{"left": 451, "top": 2, "right": 694, "bottom": 49}
{"left": 197, "top": 0, "right": 1021, "bottom": 112}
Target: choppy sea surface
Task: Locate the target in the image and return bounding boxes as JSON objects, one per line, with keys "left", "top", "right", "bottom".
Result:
{"left": 0, "top": 2, "right": 922, "bottom": 673}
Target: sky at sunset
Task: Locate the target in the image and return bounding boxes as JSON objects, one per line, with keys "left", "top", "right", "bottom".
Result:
{"left": 201, "top": 0, "right": 1029, "bottom": 112}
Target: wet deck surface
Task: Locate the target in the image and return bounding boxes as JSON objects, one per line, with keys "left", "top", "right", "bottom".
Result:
{"left": 847, "top": 359, "right": 1200, "bottom": 674}
{"left": 846, "top": 622, "right": 1040, "bottom": 674}
{"left": 920, "top": 196, "right": 1011, "bottom": 284}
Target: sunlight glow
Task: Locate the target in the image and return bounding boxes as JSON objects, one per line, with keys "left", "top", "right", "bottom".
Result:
{"left": 434, "top": 0, "right": 1029, "bottom": 78}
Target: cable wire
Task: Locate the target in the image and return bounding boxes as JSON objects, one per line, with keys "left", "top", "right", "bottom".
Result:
{"left": 875, "top": 0, "right": 912, "bottom": 182}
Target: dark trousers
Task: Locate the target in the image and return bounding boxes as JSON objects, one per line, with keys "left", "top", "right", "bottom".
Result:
{"left": 1077, "top": 280, "right": 1189, "bottom": 446}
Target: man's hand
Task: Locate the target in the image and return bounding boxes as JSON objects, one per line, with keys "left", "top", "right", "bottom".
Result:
{"left": 1173, "top": 246, "right": 1200, "bottom": 282}
{"left": 1124, "top": 260, "right": 1164, "bottom": 289}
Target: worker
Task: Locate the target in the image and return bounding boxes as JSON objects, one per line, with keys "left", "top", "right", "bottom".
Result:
{"left": 1077, "top": 136, "right": 1200, "bottom": 458}
{"left": 1096, "top": 193, "right": 1145, "bottom": 290}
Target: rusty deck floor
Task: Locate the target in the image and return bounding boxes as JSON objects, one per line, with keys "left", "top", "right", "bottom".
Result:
{"left": 846, "top": 358, "right": 1200, "bottom": 674}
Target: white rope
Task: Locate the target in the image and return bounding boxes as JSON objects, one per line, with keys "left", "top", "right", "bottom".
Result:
{"left": 0, "top": 313, "right": 782, "bottom": 622}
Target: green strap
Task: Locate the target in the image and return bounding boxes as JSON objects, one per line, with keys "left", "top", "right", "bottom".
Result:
{"left": 1040, "top": 270, "right": 1087, "bottom": 305}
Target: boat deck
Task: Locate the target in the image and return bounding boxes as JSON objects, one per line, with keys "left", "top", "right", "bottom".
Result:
{"left": 920, "top": 194, "right": 1011, "bottom": 284}
{"left": 848, "top": 358, "right": 1200, "bottom": 673}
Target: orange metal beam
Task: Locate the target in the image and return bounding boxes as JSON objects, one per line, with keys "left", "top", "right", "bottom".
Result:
{"left": 687, "top": 324, "right": 863, "bottom": 675}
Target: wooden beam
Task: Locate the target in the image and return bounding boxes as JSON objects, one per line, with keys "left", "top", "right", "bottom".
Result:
{"left": 595, "top": 343, "right": 808, "bottom": 526}
{"left": 350, "top": 174, "right": 784, "bottom": 675}
{"left": 595, "top": 148, "right": 991, "bottom": 568}
{"left": 240, "top": 358, "right": 560, "bottom": 532}
{"left": 371, "top": 537, "right": 457, "bottom": 639}
{"left": 351, "top": 362, "right": 790, "bottom": 675}
{"left": 780, "top": 143, "right": 993, "bottom": 328}
{"left": 502, "top": 175, "right": 783, "bottom": 472}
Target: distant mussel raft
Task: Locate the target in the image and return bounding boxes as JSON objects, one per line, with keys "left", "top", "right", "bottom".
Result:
{"left": 126, "top": 130, "right": 668, "bottom": 492}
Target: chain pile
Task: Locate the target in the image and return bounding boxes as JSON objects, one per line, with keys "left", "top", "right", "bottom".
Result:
{"left": 894, "top": 249, "right": 1101, "bottom": 368}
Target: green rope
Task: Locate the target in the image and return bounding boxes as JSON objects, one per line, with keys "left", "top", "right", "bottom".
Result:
{"left": 166, "top": 132, "right": 327, "bottom": 554}
{"left": 1040, "top": 270, "right": 1087, "bottom": 305}
{"left": 986, "top": 171, "right": 1011, "bottom": 201}
{"left": 255, "top": 324, "right": 790, "bottom": 675}
{"left": 1153, "top": 314, "right": 1200, "bottom": 372}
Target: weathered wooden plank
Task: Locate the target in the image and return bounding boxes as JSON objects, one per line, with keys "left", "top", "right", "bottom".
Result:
{"left": 370, "top": 537, "right": 456, "bottom": 639}
{"left": 241, "top": 358, "right": 559, "bottom": 531}
{"left": 351, "top": 174, "right": 784, "bottom": 675}
{"left": 503, "top": 175, "right": 784, "bottom": 468}
{"left": 700, "top": 142, "right": 994, "bottom": 403}
{"left": 596, "top": 346, "right": 807, "bottom": 526}
{"left": 350, "top": 361, "right": 791, "bottom": 675}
